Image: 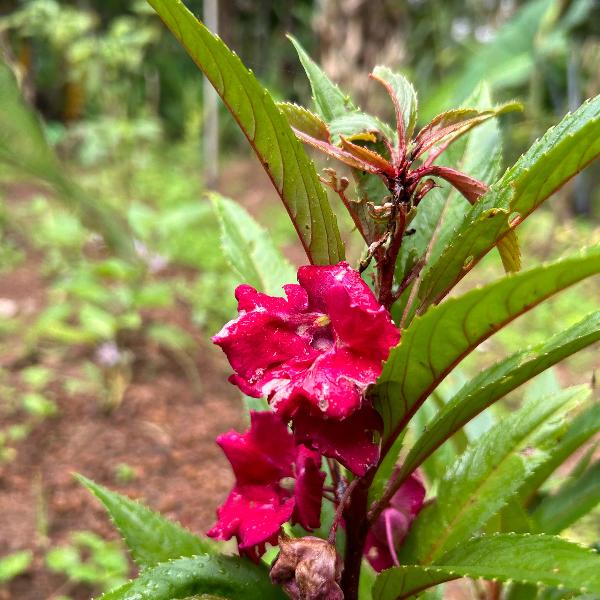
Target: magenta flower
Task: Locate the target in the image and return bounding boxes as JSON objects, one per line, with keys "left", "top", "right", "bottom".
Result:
{"left": 207, "top": 411, "right": 325, "bottom": 560}
{"left": 213, "top": 262, "right": 400, "bottom": 474}
{"left": 364, "top": 473, "right": 426, "bottom": 571}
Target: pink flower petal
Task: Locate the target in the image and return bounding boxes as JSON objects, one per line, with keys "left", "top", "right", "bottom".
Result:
{"left": 325, "top": 281, "right": 400, "bottom": 360}
{"left": 293, "top": 446, "right": 326, "bottom": 530}
{"left": 213, "top": 263, "right": 400, "bottom": 476}
{"left": 293, "top": 406, "right": 382, "bottom": 476}
{"left": 207, "top": 484, "right": 295, "bottom": 558}
{"left": 216, "top": 411, "right": 295, "bottom": 485}
{"left": 364, "top": 473, "right": 426, "bottom": 571}
{"left": 235, "top": 283, "right": 310, "bottom": 314}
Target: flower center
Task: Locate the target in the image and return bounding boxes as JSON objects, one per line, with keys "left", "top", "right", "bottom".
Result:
{"left": 314, "top": 314, "right": 331, "bottom": 327}
{"left": 311, "top": 313, "right": 334, "bottom": 351}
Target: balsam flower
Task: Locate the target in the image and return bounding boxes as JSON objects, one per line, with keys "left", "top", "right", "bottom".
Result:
{"left": 207, "top": 411, "right": 325, "bottom": 560}
{"left": 213, "top": 262, "right": 400, "bottom": 474}
{"left": 364, "top": 473, "right": 425, "bottom": 571}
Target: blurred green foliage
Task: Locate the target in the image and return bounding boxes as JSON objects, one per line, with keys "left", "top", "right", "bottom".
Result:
{"left": 46, "top": 531, "right": 129, "bottom": 596}
{"left": 0, "top": 550, "right": 32, "bottom": 583}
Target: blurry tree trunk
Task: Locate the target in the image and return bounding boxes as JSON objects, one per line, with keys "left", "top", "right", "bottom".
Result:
{"left": 314, "top": 0, "right": 407, "bottom": 106}
{"left": 203, "top": 0, "right": 220, "bottom": 188}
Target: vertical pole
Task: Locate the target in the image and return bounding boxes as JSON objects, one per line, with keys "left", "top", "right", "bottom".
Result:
{"left": 203, "top": 0, "right": 219, "bottom": 188}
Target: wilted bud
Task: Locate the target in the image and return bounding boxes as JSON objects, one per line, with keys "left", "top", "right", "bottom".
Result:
{"left": 270, "top": 536, "right": 343, "bottom": 600}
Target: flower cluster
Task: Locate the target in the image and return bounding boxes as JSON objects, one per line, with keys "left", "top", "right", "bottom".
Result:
{"left": 213, "top": 262, "right": 400, "bottom": 475}
{"left": 209, "top": 262, "right": 403, "bottom": 559}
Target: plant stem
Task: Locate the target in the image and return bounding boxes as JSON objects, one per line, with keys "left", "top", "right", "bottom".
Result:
{"left": 378, "top": 202, "right": 407, "bottom": 309}
{"left": 340, "top": 473, "right": 374, "bottom": 600}
{"left": 328, "top": 479, "right": 358, "bottom": 544}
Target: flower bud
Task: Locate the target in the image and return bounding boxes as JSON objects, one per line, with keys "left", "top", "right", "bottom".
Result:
{"left": 270, "top": 536, "right": 343, "bottom": 600}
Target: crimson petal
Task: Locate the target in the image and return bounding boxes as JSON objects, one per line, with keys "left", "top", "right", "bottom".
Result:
{"left": 293, "top": 406, "right": 382, "bottom": 476}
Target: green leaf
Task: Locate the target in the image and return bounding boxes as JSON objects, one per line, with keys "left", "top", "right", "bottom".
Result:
{"left": 77, "top": 475, "right": 219, "bottom": 569}
{"left": 376, "top": 245, "right": 600, "bottom": 446}
{"left": 520, "top": 402, "right": 600, "bottom": 503}
{"left": 328, "top": 113, "right": 395, "bottom": 144}
{"left": 79, "top": 304, "right": 117, "bottom": 340}
{"left": 399, "top": 311, "right": 600, "bottom": 479}
{"left": 368, "top": 431, "right": 406, "bottom": 505}
{"left": 410, "top": 392, "right": 464, "bottom": 485}
{"left": 426, "top": 83, "right": 504, "bottom": 263}
{"left": 394, "top": 188, "right": 447, "bottom": 288}
{"left": 373, "top": 534, "right": 600, "bottom": 600}
{"left": 400, "top": 386, "right": 588, "bottom": 563}
{"left": 210, "top": 194, "right": 295, "bottom": 295}
{"left": 22, "top": 392, "right": 58, "bottom": 418}
{"left": 276, "top": 102, "right": 330, "bottom": 141}
{"left": 0, "top": 59, "right": 134, "bottom": 260}
{"left": 497, "top": 498, "right": 534, "bottom": 535}
{"left": 419, "top": 93, "right": 600, "bottom": 307}
{"left": 287, "top": 35, "right": 356, "bottom": 122}
{"left": 532, "top": 460, "right": 600, "bottom": 534}
{"left": 371, "top": 65, "right": 418, "bottom": 141}
{"left": 359, "top": 561, "right": 378, "bottom": 600}
{"left": 146, "top": 2, "right": 343, "bottom": 266}
{"left": 97, "top": 554, "right": 285, "bottom": 600}
{"left": 0, "top": 550, "right": 32, "bottom": 583}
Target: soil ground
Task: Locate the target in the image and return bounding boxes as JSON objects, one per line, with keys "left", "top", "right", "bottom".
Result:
{"left": 0, "top": 158, "right": 272, "bottom": 600}
{"left": 0, "top": 255, "right": 246, "bottom": 600}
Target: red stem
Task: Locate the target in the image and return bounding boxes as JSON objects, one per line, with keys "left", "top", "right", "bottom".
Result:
{"left": 340, "top": 474, "right": 374, "bottom": 600}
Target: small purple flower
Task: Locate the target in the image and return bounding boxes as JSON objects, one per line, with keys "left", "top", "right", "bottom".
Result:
{"left": 133, "top": 239, "right": 168, "bottom": 273}
{"left": 95, "top": 341, "right": 122, "bottom": 367}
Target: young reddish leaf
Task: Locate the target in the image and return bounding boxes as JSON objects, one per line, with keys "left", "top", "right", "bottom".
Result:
{"left": 370, "top": 66, "right": 418, "bottom": 152}
{"left": 339, "top": 136, "right": 395, "bottom": 176}
{"left": 277, "top": 102, "right": 331, "bottom": 142}
{"left": 413, "top": 103, "right": 522, "bottom": 160}
{"left": 146, "top": 0, "right": 344, "bottom": 266}
{"left": 293, "top": 129, "right": 384, "bottom": 175}
{"left": 329, "top": 113, "right": 395, "bottom": 144}
{"left": 420, "top": 165, "right": 488, "bottom": 203}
